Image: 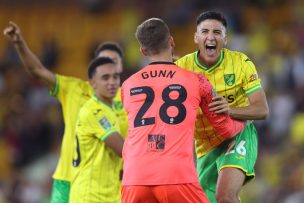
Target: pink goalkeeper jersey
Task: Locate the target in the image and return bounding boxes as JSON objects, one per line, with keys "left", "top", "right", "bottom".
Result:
{"left": 121, "top": 62, "right": 244, "bottom": 185}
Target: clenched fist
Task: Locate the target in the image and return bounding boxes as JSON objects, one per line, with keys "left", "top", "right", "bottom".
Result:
{"left": 3, "top": 21, "right": 22, "bottom": 44}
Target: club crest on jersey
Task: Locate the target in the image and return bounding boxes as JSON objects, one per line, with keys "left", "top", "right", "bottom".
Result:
{"left": 113, "top": 101, "right": 123, "bottom": 111}
{"left": 224, "top": 74, "right": 235, "bottom": 86}
{"left": 99, "top": 116, "right": 112, "bottom": 130}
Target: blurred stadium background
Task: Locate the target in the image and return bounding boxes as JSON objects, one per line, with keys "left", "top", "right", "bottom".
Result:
{"left": 0, "top": 0, "right": 303, "bottom": 202}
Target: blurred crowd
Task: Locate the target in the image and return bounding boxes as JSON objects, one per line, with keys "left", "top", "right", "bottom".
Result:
{"left": 0, "top": 0, "right": 304, "bottom": 202}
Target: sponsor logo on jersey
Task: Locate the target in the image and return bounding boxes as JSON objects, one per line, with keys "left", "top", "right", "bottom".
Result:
{"left": 147, "top": 134, "right": 165, "bottom": 152}
{"left": 249, "top": 74, "right": 258, "bottom": 82}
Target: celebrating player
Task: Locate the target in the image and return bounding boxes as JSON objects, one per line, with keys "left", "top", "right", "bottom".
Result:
{"left": 3, "top": 21, "right": 128, "bottom": 203}
{"left": 176, "top": 11, "right": 269, "bottom": 203}
{"left": 121, "top": 17, "right": 245, "bottom": 203}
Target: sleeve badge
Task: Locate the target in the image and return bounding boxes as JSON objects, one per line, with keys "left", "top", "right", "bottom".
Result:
{"left": 99, "top": 116, "right": 112, "bottom": 130}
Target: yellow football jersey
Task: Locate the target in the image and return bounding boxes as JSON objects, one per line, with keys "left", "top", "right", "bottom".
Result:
{"left": 70, "top": 95, "right": 121, "bottom": 203}
{"left": 50, "top": 75, "right": 128, "bottom": 183}
{"left": 176, "top": 48, "right": 262, "bottom": 158}
{"left": 50, "top": 75, "right": 93, "bottom": 182}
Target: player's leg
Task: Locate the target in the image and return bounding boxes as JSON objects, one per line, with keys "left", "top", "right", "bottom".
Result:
{"left": 50, "top": 179, "right": 70, "bottom": 203}
{"left": 122, "top": 185, "right": 158, "bottom": 203}
{"left": 216, "top": 168, "right": 245, "bottom": 203}
{"left": 196, "top": 146, "right": 223, "bottom": 203}
{"left": 215, "top": 122, "right": 258, "bottom": 203}
{"left": 153, "top": 183, "right": 209, "bottom": 203}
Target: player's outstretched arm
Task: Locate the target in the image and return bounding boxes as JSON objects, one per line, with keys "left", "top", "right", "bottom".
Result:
{"left": 229, "top": 90, "right": 269, "bottom": 120}
{"left": 208, "top": 90, "right": 269, "bottom": 120}
{"left": 3, "top": 21, "right": 55, "bottom": 88}
{"left": 197, "top": 74, "right": 244, "bottom": 139}
{"left": 104, "top": 132, "right": 124, "bottom": 157}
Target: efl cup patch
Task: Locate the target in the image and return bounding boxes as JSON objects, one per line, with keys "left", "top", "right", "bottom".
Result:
{"left": 99, "top": 116, "right": 112, "bottom": 130}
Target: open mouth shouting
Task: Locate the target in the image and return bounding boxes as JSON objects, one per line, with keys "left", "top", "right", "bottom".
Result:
{"left": 205, "top": 44, "right": 217, "bottom": 57}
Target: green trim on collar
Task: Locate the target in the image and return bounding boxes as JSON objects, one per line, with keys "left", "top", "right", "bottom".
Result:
{"left": 194, "top": 50, "right": 224, "bottom": 72}
{"left": 92, "top": 95, "right": 113, "bottom": 110}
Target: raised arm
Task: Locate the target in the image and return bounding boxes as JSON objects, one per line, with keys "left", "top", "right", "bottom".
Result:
{"left": 3, "top": 21, "right": 55, "bottom": 88}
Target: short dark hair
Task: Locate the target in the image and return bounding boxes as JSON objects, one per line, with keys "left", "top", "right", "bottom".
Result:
{"left": 196, "top": 11, "right": 227, "bottom": 28}
{"left": 135, "top": 18, "right": 170, "bottom": 55}
{"left": 94, "top": 42, "right": 123, "bottom": 58}
{"left": 88, "top": 57, "right": 115, "bottom": 79}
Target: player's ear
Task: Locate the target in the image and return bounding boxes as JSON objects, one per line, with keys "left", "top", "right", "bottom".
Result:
{"left": 89, "top": 78, "right": 96, "bottom": 89}
{"left": 224, "top": 34, "right": 228, "bottom": 46}
{"left": 169, "top": 36, "right": 175, "bottom": 48}
{"left": 194, "top": 32, "right": 198, "bottom": 44}
{"left": 140, "top": 47, "right": 148, "bottom": 56}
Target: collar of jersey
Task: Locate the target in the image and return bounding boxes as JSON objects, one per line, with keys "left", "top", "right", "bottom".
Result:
{"left": 92, "top": 94, "right": 113, "bottom": 110}
{"left": 149, "top": 61, "right": 175, "bottom": 65}
{"left": 194, "top": 49, "right": 224, "bottom": 72}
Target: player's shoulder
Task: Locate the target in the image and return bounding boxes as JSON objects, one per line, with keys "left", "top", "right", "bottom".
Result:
{"left": 175, "top": 65, "right": 197, "bottom": 76}
{"left": 121, "top": 66, "right": 155, "bottom": 88}
{"left": 175, "top": 51, "right": 196, "bottom": 64}
{"left": 56, "top": 74, "right": 90, "bottom": 88}
{"left": 196, "top": 73, "right": 210, "bottom": 84}
{"left": 172, "top": 67, "right": 203, "bottom": 88}
{"left": 121, "top": 71, "right": 138, "bottom": 90}
{"left": 80, "top": 97, "right": 107, "bottom": 116}
{"left": 79, "top": 98, "right": 95, "bottom": 117}
{"left": 56, "top": 74, "right": 84, "bottom": 82}
{"left": 224, "top": 48, "right": 251, "bottom": 61}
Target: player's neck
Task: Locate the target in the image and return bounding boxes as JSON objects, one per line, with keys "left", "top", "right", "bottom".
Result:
{"left": 197, "top": 49, "right": 222, "bottom": 68}
{"left": 149, "top": 51, "right": 173, "bottom": 63}
{"left": 96, "top": 95, "right": 113, "bottom": 107}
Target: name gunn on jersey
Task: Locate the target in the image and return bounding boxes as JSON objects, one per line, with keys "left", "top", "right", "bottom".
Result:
{"left": 141, "top": 70, "right": 176, "bottom": 79}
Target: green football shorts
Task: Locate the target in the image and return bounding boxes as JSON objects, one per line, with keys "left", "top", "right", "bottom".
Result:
{"left": 50, "top": 179, "right": 70, "bottom": 203}
{"left": 197, "top": 122, "right": 258, "bottom": 203}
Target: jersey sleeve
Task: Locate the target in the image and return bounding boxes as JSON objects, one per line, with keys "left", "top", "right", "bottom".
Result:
{"left": 49, "top": 74, "right": 91, "bottom": 99}
{"left": 175, "top": 57, "right": 184, "bottom": 68}
{"left": 197, "top": 74, "right": 245, "bottom": 138}
{"left": 95, "top": 115, "right": 119, "bottom": 141}
{"left": 240, "top": 55, "right": 263, "bottom": 95}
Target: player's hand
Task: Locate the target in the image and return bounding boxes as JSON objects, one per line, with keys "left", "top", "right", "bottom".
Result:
{"left": 208, "top": 95, "right": 230, "bottom": 115}
{"left": 3, "top": 21, "right": 22, "bottom": 43}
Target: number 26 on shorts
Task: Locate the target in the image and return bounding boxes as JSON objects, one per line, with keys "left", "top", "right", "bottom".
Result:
{"left": 225, "top": 140, "right": 246, "bottom": 156}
